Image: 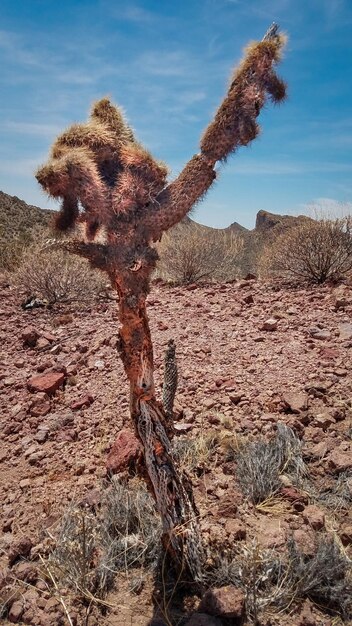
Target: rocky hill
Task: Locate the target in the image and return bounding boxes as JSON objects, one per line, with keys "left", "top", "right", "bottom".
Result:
{"left": 0, "top": 191, "right": 53, "bottom": 240}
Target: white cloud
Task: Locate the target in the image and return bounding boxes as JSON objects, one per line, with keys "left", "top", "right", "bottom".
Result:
{"left": 300, "top": 197, "right": 352, "bottom": 218}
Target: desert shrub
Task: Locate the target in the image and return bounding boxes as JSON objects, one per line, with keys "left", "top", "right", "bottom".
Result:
{"left": 14, "top": 242, "right": 106, "bottom": 305}
{"left": 235, "top": 423, "right": 306, "bottom": 504}
{"left": 285, "top": 535, "right": 352, "bottom": 619}
{"left": 48, "top": 479, "right": 162, "bottom": 598}
{"left": 261, "top": 217, "right": 352, "bottom": 284}
{"left": 206, "top": 536, "right": 352, "bottom": 621}
{"left": 157, "top": 222, "right": 243, "bottom": 284}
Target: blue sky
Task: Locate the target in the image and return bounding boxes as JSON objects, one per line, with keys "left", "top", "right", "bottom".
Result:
{"left": 0, "top": 0, "right": 351, "bottom": 228}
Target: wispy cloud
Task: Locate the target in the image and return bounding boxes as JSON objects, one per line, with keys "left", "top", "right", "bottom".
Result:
{"left": 1, "top": 121, "right": 62, "bottom": 137}
{"left": 228, "top": 159, "right": 352, "bottom": 175}
{"left": 299, "top": 197, "right": 352, "bottom": 217}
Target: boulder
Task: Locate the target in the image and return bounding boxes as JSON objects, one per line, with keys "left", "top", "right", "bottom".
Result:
{"left": 199, "top": 586, "right": 245, "bottom": 619}
{"left": 302, "top": 505, "right": 325, "bottom": 530}
{"left": 27, "top": 372, "right": 65, "bottom": 395}
{"left": 260, "top": 318, "right": 278, "bottom": 331}
{"left": 21, "top": 327, "right": 39, "bottom": 348}
{"left": 106, "top": 428, "right": 142, "bottom": 474}
{"left": 8, "top": 536, "right": 33, "bottom": 565}
{"left": 282, "top": 392, "right": 308, "bottom": 413}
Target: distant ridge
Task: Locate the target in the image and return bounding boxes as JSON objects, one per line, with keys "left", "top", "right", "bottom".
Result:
{"left": 0, "top": 191, "right": 309, "bottom": 273}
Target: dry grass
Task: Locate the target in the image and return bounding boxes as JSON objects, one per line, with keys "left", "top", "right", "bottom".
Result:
{"left": 47, "top": 478, "right": 162, "bottom": 600}
{"left": 206, "top": 535, "right": 352, "bottom": 623}
{"left": 235, "top": 423, "right": 307, "bottom": 504}
{"left": 172, "top": 431, "right": 219, "bottom": 475}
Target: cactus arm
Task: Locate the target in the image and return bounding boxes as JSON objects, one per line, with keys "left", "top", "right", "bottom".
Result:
{"left": 145, "top": 24, "right": 286, "bottom": 239}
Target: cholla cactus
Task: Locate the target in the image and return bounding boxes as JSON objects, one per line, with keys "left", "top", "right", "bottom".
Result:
{"left": 36, "top": 24, "right": 287, "bottom": 581}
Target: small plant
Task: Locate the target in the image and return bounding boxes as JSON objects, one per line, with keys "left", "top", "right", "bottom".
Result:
{"left": 15, "top": 243, "right": 105, "bottom": 305}
{"left": 48, "top": 479, "right": 162, "bottom": 599}
{"left": 235, "top": 423, "right": 306, "bottom": 504}
{"left": 285, "top": 535, "right": 352, "bottom": 620}
{"left": 206, "top": 535, "right": 352, "bottom": 622}
{"left": 157, "top": 222, "right": 244, "bottom": 284}
{"left": 262, "top": 216, "right": 352, "bottom": 284}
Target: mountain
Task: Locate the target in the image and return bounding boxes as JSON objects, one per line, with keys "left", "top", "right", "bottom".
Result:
{"left": 0, "top": 191, "right": 309, "bottom": 274}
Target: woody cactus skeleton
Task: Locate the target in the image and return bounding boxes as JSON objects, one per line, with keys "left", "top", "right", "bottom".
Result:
{"left": 36, "top": 24, "right": 287, "bottom": 580}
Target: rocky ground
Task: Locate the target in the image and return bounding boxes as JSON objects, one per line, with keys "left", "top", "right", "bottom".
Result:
{"left": 0, "top": 276, "right": 351, "bottom": 626}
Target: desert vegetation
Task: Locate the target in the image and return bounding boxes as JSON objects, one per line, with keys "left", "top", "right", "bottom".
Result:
{"left": 33, "top": 22, "right": 287, "bottom": 584}
{"left": 262, "top": 216, "right": 352, "bottom": 284}
{"left": 157, "top": 223, "right": 244, "bottom": 284}
{"left": 15, "top": 243, "right": 106, "bottom": 306}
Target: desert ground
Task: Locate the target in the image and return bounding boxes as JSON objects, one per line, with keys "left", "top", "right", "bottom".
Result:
{"left": 0, "top": 275, "right": 351, "bottom": 625}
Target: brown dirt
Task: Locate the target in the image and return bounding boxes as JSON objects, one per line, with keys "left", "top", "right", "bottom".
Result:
{"left": 0, "top": 277, "right": 351, "bottom": 625}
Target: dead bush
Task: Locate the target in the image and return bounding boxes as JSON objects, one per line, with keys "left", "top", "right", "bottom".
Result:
{"left": 14, "top": 243, "right": 105, "bottom": 305}
{"left": 235, "top": 423, "right": 306, "bottom": 504}
{"left": 157, "top": 222, "right": 243, "bottom": 284}
{"left": 261, "top": 217, "right": 352, "bottom": 284}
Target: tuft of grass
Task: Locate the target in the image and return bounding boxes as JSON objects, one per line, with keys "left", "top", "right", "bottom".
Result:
{"left": 285, "top": 535, "right": 352, "bottom": 620}
{"left": 96, "top": 477, "right": 162, "bottom": 593}
{"left": 172, "top": 432, "right": 219, "bottom": 475}
{"left": 235, "top": 423, "right": 307, "bottom": 504}
{"left": 205, "top": 535, "right": 352, "bottom": 623}
{"left": 47, "top": 478, "right": 162, "bottom": 599}
{"left": 310, "top": 471, "right": 352, "bottom": 512}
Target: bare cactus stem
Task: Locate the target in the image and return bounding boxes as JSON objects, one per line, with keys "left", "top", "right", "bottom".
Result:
{"left": 163, "top": 339, "right": 178, "bottom": 426}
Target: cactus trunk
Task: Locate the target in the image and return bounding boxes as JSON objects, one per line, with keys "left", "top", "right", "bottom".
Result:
{"left": 114, "top": 274, "right": 203, "bottom": 579}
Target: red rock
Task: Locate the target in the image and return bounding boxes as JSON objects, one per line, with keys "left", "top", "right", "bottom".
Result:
{"left": 319, "top": 347, "right": 340, "bottom": 360}
{"left": 282, "top": 392, "right": 308, "bottom": 413}
{"left": 70, "top": 394, "right": 94, "bottom": 411}
{"left": 27, "top": 372, "right": 65, "bottom": 394}
{"left": 41, "top": 331, "right": 56, "bottom": 343}
{"left": 243, "top": 293, "right": 254, "bottom": 304}
{"left": 199, "top": 586, "right": 245, "bottom": 619}
{"left": 225, "top": 518, "right": 246, "bottom": 540}
{"left": 303, "top": 505, "right": 325, "bottom": 530}
{"left": 338, "top": 322, "right": 352, "bottom": 340}
{"left": 260, "top": 318, "right": 278, "bottom": 331}
{"left": 21, "top": 327, "right": 39, "bottom": 347}
{"left": 13, "top": 562, "right": 38, "bottom": 583}
{"left": 8, "top": 536, "right": 33, "bottom": 565}
{"left": 36, "top": 337, "right": 50, "bottom": 349}
{"left": 8, "top": 600, "right": 24, "bottom": 623}
{"left": 280, "top": 486, "right": 308, "bottom": 506}
{"left": 328, "top": 447, "right": 352, "bottom": 472}
{"left": 106, "top": 428, "right": 142, "bottom": 475}
{"left": 257, "top": 519, "right": 287, "bottom": 549}
{"left": 292, "top": 529, "right": 316, "bottom": 556}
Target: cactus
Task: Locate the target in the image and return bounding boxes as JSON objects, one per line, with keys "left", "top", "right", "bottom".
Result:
{"left": 36, "top": 24, "right": 287, "bottom": 581}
